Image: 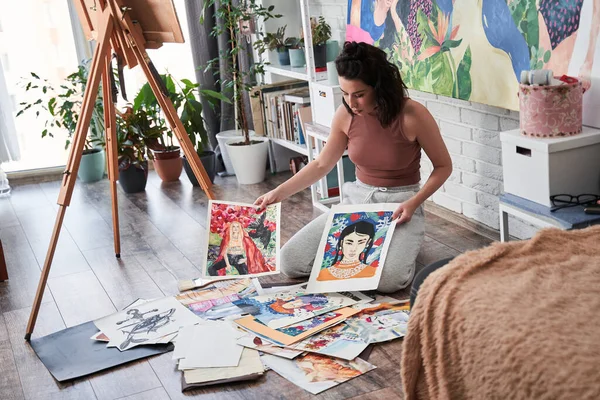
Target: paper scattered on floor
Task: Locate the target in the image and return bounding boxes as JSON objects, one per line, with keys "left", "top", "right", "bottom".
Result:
{"left": 237, "top": 333, "right": 303, "bottom": 359}
{"left": 93, "top": 297, "right": 199, "bottom": 351}
{"left": 233, "top": 290, "right": 359, "bottom": 330}
{"left": 175, "top": 321, "right": 245, "bottom": 369}
{"left": 261, "top": 352, "right": 376, "bottom": 394}
{"left": 290, "top": 322, "right": 369, "bottom": 361}
{"left": 345, "top": 301, "right": 411, "bottom": 343}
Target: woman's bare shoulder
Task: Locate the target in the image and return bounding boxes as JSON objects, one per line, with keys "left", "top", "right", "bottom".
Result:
{"left": 401, "top": 99, "right": 436, "bottom": 140}
{"left": 333, "top": 104, "right": 353, "bottom": 134}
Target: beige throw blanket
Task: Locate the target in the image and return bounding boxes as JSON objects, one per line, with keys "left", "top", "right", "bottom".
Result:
{"left": 402, "top": 226, "right": 600, "bottom": 399}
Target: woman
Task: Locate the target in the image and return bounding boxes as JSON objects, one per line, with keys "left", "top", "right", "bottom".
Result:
{"left": 317, "top": 220, "right": 377, "bottom": 281}
{"left": 255, "top": 41, "right": 452, "bottom": 293}
{"left": 207, "top": 220, "right": 271, "bottom": 276}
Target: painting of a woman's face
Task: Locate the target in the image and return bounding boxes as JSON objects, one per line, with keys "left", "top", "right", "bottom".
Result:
{"left": 230, "top": 222, "right": 243, "bottom": 241}
{"left": 282, "top": 299, "right": 304, "bottom": 309}
{"left": 341, "top": 231, "right": 371, "bottom": 262}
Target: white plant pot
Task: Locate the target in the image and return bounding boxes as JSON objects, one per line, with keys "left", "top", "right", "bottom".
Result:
{"left": 216, "top": 129, "right": 256, "bottom": 176}
{"left": 225, "top": 137, "right": 269, "bottom": 184}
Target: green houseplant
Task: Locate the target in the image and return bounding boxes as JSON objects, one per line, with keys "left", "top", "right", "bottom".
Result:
{"left": 133, "top": 73, "right": 229, "bottom": 184}
{"left": 203, "top": 0, "right": 280, "bottom": 184}
{"left": 17, "top": 61, "right": 107, "bottom": 183}
{"left": 311, "top": 16, "right": 332, "bottom": 68}
{"left": 115, "top": 105, "right": 163, "bottom": 193}
{"left": 259, "top": 25, "right": 296, "bottom": 66}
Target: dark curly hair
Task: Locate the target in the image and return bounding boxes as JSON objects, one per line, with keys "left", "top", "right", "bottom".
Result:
{"left": 335, "top": 41, "right": 408, "bottom": 128}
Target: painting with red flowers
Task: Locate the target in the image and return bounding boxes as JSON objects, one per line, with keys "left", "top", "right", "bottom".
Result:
{"left": 306, "top": 204, "right": 398, "bottom": 293}
{"left": 202, "top": 200, "right": 280, "bottom": 279}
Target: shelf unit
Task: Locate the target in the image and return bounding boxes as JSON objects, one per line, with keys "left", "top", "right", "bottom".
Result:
{"left": 255, "top": 0, "right": 346, "bottom": 210}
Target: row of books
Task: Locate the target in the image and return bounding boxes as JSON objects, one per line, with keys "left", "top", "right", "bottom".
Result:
{"left": 250, "top": 80, "right": 311, "bottom": 145}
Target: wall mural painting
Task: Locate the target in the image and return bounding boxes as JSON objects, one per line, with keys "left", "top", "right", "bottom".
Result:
{"left": 347, "top": 0, "right": 600, "bottom": 127}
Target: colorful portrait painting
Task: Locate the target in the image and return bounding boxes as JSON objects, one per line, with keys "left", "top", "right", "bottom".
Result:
{"left": 347, "top": 0, "right": 600, "bottom": 127}
{"left": 202, "top": 200, "right": 280, "bottom": 279}
{"left": 307, "top": 204, "right": 398, "bottom": 293}
{"left": 345, "top": 301, "right": 411, "bottom": 343}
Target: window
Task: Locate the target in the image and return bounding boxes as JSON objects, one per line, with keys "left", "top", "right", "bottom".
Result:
{"left": 1, "top": 0, "right": 196, "bottom": 173}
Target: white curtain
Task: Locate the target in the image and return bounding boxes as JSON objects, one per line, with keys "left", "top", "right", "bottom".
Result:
{"left": 0, "top": 57, "right": 20, "bottom": 163}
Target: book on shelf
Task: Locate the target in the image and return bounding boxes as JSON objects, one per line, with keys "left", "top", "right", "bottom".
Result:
{"left": 283, "top": 88, "right": 310, "bottom": 104}
{"left": 249, "top": 80, "right": 312, "bottom": 146}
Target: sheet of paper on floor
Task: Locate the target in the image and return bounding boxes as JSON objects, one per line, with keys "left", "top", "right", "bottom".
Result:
{"left": 233, "top": 290, "right": 359, "bottom": 329}
{"left": 176, "top": 278, "right": 256, "bottom": 319}
{"left": 237, "top": 333, "right": 303, "bottom": 359}
{"left": 290, "top": 322, "right": 369, "bottom": 361}
{"left": 345, "top": 302, "right": 411, "bottom": 343}
{"left": 234, "top": 306, "right": 359, "bottom": 346}
{"left": 253, "top": 279, "right": 307, "bottom": 296}
{"left": 182, "top": 347, "right": 265, "bottom": 389}
{"left": 261, "top": 353, "right": 376, "bottom": 395}
{"left": 176, "top": 321, "right": 245, "bottom": 369}
{"left": 94, "top": 296, "right": 200, "bottom": 351}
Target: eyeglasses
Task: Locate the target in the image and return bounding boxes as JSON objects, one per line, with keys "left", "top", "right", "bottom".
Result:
{"left": 549, "top": 194, "right": 600, "bottom": 212}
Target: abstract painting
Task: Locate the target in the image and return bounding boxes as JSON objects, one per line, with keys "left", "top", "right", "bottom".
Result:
{"left": 202, "top": 200, "right": 280, "bottom": 279}
{"left": 306, "top": 204, "right": 398, "bottom": 293}
{"left": 347, "top": 0, "right": 600, "bottom": 127}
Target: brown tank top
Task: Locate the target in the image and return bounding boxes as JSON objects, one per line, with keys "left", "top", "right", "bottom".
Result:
{"left": 346, "top": 111, "right": 421, "bottom": 187}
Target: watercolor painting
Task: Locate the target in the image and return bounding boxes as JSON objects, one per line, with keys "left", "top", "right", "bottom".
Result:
{"left": 345, "top": 301, "right": 411, "bottom": 344}
{"left": 261, "top": 353, "right": 376, "bottom": 395}
{"left": 307, "top": 204, "right": 398, "bottom": 293}
{"left": 202, "top": 201, "right": 280, "bottom": 279}
{"left": 346, "top": 0, "right": 600, "bottom": 127}
{"left": 233, "top": 307, "right": 359, "bottom": 346}
{"left": 291, "top": 322, "right": 369, "bottom": 361}
{"left": 233, "top": 290, "right": 359, "bottom": 329}
{"left": 175, "top": 279, "right": 256, "bottom": 319}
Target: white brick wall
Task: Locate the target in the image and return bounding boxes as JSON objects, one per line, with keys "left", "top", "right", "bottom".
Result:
{"left": 310, "top": 0, "right": 537, "bottom": 239}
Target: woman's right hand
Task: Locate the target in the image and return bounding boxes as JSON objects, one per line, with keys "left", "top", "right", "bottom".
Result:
{"left": 254, "top": 187, "right": 285, "bottom": 211}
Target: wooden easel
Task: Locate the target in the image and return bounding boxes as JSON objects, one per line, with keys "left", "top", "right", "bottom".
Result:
{"left": 24, "top": 0, "right": 214, "bottom": 340}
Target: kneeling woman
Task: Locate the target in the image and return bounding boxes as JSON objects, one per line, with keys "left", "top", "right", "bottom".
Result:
{"left": 255, "top": 41, "right": 452, "bottom": 293}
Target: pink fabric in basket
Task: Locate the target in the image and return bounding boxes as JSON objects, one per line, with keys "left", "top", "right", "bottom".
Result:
{"left": 519, "top": 80, "right": 583, "bottom": 137}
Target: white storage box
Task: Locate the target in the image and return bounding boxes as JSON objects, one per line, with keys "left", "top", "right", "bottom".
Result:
{"left": 309, "top": 81, "right": 343, "bottom": 128}
{"left": 500, "top": 127, "right": 600, "bottom": 207}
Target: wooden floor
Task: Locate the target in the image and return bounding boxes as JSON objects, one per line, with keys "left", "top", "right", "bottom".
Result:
{"left": 0, "top": 171, "right": 492, "bottom": 400}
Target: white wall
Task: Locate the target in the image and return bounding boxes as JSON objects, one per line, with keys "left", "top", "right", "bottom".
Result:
{"left": 309, "top": 0, "right": 538, "bottom": 239}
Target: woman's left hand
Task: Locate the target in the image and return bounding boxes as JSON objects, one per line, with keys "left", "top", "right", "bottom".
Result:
{"left": 392, "top": 199, "right": 419, "bottom": 225}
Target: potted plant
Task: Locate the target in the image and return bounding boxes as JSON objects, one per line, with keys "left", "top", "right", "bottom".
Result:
{"left": 133, "top": 78, "right": 179, "bottom": 182}
{"left": 133, "top": 73, "right": 229, "bottom": 185}
{"left": 17, "top": 61, "right": 107, "bottom": 183}
{"left": 260, "top": 25, "right": 293, "bottom": 66}
{"left": 287, "top": 37, "right": 306, "bottom": 68}
{"left": 115, "top": 106, "right": 163, "bottom": 193}
{"left": 311, "top": 16, "right": 331, "bottom": 68}
{"left": 203, "top": 0, "right": 280, "bottom": 184}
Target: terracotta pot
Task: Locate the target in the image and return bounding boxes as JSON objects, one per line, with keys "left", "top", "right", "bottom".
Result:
{"left": 153, "top": 147, "right": 182, "bottom": 182}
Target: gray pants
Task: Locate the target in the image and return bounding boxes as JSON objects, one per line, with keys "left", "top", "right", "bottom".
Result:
{"left": 281, "top": 180, "right": 425, "bottom": 293}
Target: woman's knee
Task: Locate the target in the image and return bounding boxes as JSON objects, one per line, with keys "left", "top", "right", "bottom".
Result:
{"left": 280, "top": 243, "right": 312, "bottom": 278}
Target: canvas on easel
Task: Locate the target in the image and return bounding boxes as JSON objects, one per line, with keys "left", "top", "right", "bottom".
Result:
{"left": 25, "top": 0, "right": 214, "bottom": 340}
